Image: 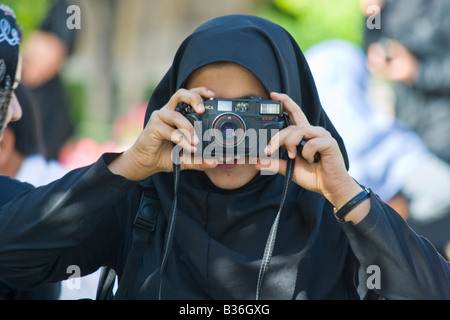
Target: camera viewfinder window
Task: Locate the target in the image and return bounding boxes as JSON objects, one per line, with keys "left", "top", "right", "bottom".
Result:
{"left": 217, "top": 100, "right": 233, "bottom": 111}
{"left": 260, "top": 103, "right": 281, "bottom": 115}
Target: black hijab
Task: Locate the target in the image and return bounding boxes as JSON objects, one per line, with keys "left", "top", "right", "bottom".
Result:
{"left": 136, "top": 15, "right": 352, "bottom": 299}
{"left": 145, "top": 14, "right": 348, "bottom": 168}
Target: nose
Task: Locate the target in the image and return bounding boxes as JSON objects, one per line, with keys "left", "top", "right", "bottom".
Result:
{"left": 9, "top": 92, "right": 22, "bottom": 122}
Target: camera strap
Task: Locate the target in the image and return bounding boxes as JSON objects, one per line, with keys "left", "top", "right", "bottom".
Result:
{"left": 158, "top": 158, "right": 180, "bottom": 300}
{"left": 255, "top": 157, "right": 294, "bottom": 300}
{"left": 159, "top": 156, "right": 295, "bottom": 300}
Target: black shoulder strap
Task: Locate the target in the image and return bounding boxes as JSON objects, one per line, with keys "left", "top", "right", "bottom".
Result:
{"left": 95, "top": 266, "right": 116, "bottom": 300}
{"left": 96, "top": 189, "right": 160, "bottom": 300}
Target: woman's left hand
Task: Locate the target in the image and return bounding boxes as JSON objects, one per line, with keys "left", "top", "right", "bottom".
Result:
{"left": 256, "top": 92, "right": 369, "bottom": 223}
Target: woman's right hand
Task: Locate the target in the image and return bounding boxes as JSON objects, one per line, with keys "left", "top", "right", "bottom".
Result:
{"left": 108, "top": 87, "right": 218, "bottom": 181}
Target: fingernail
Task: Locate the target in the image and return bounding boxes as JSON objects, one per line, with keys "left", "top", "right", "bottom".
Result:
{"left": 193, "top": 134, "right": 199, "bottom": 145}
{"left": 197, "top": 103, "right": 205, "bottom": 112}
{"left": 264, "top": 145, "right": 271, "bottom": 155}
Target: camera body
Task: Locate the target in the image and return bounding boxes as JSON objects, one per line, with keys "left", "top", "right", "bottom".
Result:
{"left": 176, "top": 98, "right": 286, "bottom": 158}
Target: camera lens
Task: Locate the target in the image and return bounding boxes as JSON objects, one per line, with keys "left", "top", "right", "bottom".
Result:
{"left": 212, "top": 113, "right": 246, "bottom": 147}
{"left": 222, "top": 123, "right": 236, "bottom": 139}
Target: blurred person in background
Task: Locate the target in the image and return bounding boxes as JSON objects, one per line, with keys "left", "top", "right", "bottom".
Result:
{"left": 0, "top": 83, "right": 66, "bottom": 186}
{"left": 306, "top": 39, "right": 450, "bottom": 260}
{"left": 0, "top": 83, "right": 65, "bottom": 299}
{"left": 0, "top": 83, "right": 108, "bottom": 301}
{"left": 0, "top": 3, "right": 60, "bottom": 300}
{"left": 0, "top": 5, "right": 101, "bottom": 300}
{"left": 363, "top": 0, "right": 450, "bottom": 165}
{"left": 21, "top": 0, "right": 78, "bottom": 160}
{"left": 1, "top": 82, "right": 112, "bottom": 300}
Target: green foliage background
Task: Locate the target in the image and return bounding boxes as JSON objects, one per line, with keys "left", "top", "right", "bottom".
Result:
{"left": 2, "top": 0, "right": 86, "bottom": 136}
{"left": 2, "top": 0, "right": 52, "bottom": 40}
{"left": 257, "top": 0, "right": 365, "bottom": 51}
{"left": 2, "top": 0, "right": 366, "bottom": 140}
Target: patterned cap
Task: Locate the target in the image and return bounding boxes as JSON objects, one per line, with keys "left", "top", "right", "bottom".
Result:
{"left": 0, "top": 4, "right": 21, "bottom": 135}
{"left": 0, "top": 4, "right": 21, "bottom": 90}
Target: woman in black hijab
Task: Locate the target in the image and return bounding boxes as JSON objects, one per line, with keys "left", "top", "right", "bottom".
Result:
{"left": 0, "top": 14, "right": 448, "bottom": 300}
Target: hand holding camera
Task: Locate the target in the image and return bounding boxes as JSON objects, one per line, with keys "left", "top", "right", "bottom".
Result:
{"left": 176, "top": 96, "right": 320, "bottom": 163}
{"left": 176, "top": 97, "right": 285, "bottom": 159}
{"left": 111, "top": 88, "right": 363, "bottom": 220}
{"left": 255, "top": 92, "right": 362, "bottom": 214}
{"left": 109, "top": 87, "right": 218, "bottom": 180}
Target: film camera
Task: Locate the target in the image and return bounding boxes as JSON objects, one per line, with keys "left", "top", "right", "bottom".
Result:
{"left": 176, "top": 98, "right": 286, "bottom": 158}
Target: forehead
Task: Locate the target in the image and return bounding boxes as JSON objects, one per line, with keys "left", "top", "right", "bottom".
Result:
{"left": 185, "top": 62, "right": 269, "bottom": 99}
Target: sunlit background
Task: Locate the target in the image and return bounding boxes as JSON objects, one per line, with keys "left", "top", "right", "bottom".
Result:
{"left": 4, "top": 0, "right": 365, "bottom": 163}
